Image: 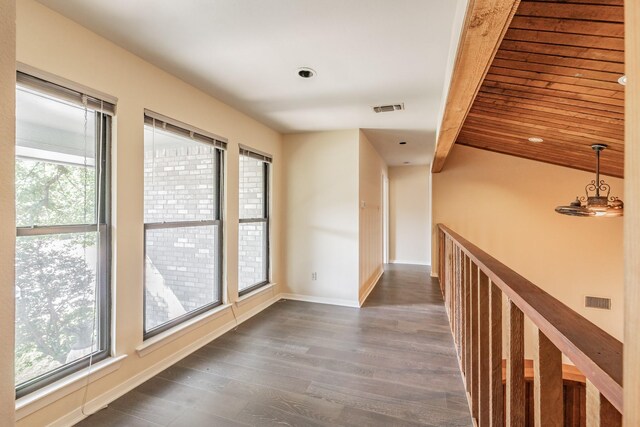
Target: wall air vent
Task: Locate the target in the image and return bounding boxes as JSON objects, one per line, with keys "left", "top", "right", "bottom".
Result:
{"left": 585, "top": 296, "right": 612, "bottom": 310}
{"left": 373, "top": 103, "right": 404, "bottom": 113}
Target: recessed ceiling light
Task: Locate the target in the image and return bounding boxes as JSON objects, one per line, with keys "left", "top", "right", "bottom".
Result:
{"left": 297, "top": 67, "right": 316, "bottom": 78}
{"left": 399, "top": 141, "right": 407, "bottom": 145}
{"left": 528, "top": 137, "right": 544, "bottom": 143}
{"left": 618, "top": 75, "right": 627, "bottom": 86}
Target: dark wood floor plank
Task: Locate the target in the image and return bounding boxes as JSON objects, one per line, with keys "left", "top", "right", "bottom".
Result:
{"left": 75, "top": 264, "right": 472, "bottom": 427}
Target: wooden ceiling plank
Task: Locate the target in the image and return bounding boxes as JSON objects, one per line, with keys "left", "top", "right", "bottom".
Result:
{"left": 432, "top": 0, "right": 522, "bottom": 173}
{"left": 458, "top": 130, "right": 624, "bottom": 161}
{"left": 444, "top": 0, "right": 626, "bottom": 176}
{"left": 489, "top": 66, "right": 624, "bottom": 91}
{"left": 516, "top": 3, "right": 624, "bottom": 23}
{"left": 457, "top": 130, "right": 616, "bottom": 159}
{"left": 475, "top": 92, "right": 625, "bottom": 123}
{"left": 504, "top": 28, "right": 624, "bottom": 51}
{"left": 480, "top": 85, "right": 625, "bottom": 114}
{"left": 492, "top": 58, "right": 622, "bottom": 83}
{"left": 470, "top": 102, "right": 624, "bottom": 136}
{"left": 496, "top": 50, "right": 625, "bottom": 73}
{"left": 463, "top": 116, "right": 623, "bottom": 146}
{"left": 458, "top": 130, "right": 621, "bottom": 159}
{"left": 527, "top": 0, "right": 622, "bottom": 6}
{"left": 456, "top": 140, "right": 623, "bottom": 178}
{"left": 461, "top": 122, "right": 623, "bottom": 152}
{"left": 469, "top": 102, "right": 624, "bottom": 137}
{"left": 482, "top": 81, "right": 624, "bottom": 109}
{"left": 484, "top": 72, "right": 624, "bottom": 99}
{"left": 471, "top": 103, "right": 624, "bottom": 136}
{"left": 499, "top": 40, "right": 624, "bottom": 62}
{"left": 509, "top": 16, "right": 624, "bottom": 37}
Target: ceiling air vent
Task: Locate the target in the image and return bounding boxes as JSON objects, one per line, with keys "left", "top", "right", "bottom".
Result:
{"left": 585, "top": 296, "right": 611, "bottom": 310}
{"left": 373, "top": 103, "right": 404, "bottom": 113}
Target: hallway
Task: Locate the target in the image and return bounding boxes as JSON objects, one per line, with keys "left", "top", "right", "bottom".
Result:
{"left": 77, "top": 264, "right": 472, "bottom": 426}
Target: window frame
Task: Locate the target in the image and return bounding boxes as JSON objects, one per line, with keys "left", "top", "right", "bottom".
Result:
{"left": 142, "top": 113, "right": 226, "bottom": 340}
{"left": 14, "top": 79, "right": 112, "bottom": 398}
{"left": 238, "top": 149, "right": 271, "bottom": 296}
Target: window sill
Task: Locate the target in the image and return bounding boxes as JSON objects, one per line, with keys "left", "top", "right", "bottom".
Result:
{"left": 236, "top": 283, "right": 276, "bottom": 307}
{"left": 15, "top": 354, "right": 127, "bottom": 421}
{"left": 136, "top": 303, "right": 232, "bottom": 358}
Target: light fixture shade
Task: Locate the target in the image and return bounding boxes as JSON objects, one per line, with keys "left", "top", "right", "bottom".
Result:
{"left": 555, "top": 144, "right": 623, "bottom": 218}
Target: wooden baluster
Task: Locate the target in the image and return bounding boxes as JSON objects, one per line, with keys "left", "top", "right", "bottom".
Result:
{"left": 448, "top": 239, "right": 453, "bottom": 318}
{"left": 465, "top": 256, "right": 472, "bottom": 392}
{"left": 458, "top": 249, "right": 463, "bottom": 354}
{"left": 444, "top": 238, "right": 450, "bottom": 312}
{"left": 452, "top": 245, "right": 457, "bottom": 327}
{"left": 470, "top": 262, "right": 479, "bottom": 420}
{"left": 454, "top": 246, "right": 460, "bottom": 346}
{"left": 478, "top": 271, "right": 490, "bottom": 426}
{"left": 439, "top": 231, "right": 445, "bottom": 294}
{"left": 457, "top": 248, "right": 462, "bottom": 352}
{"left": 460, "top": 254, "right": 467, "bottom": 375}
{"left": 534, "top": 330, "right": 563, "bottom": 427}
{"left": 586, "top": 380, "right": 622, "bottom": 427}
{"left": 506, "top": 300, "right": 525, "bottom": 427}
{"left": 489, "top": 282, "right": 503, "bottom": 427}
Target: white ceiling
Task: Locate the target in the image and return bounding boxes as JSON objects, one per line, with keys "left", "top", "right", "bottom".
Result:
{"left": 37, "top": 0, "right": 462, "bottom": 166}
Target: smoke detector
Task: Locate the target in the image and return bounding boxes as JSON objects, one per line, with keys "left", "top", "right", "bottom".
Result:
{"left": 373, "top": 103, "right": 404, "bottom": 113}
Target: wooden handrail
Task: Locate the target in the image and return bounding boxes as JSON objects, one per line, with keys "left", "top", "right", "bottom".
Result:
{"left": 438, "top": 224, "right": 623, "bottom": 416}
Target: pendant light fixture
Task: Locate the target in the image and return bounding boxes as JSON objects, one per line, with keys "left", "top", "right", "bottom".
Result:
{"left": 555, "top": 144, "right": 623, "bottom": 217}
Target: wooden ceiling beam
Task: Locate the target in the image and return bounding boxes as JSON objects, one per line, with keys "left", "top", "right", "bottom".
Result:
{"left": 432, "top": 0, "right": 522, "bottom": 173}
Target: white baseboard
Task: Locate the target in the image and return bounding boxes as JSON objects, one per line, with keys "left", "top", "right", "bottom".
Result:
{"left": 389, "top": 260, "right": 431, "bottom": 266}
{"left": 279, "top": 293, "right": 360, "bottom": 308}
{"left": 359, "top": 268, "right": 383, "bottom": 306}
{"left": 50, "top": 294, "right": 281, "bottom": 427}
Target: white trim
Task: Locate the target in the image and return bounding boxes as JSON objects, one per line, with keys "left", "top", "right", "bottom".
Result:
{"left": 280, "top": 293, "right": 360, "bottom": 308}
{"left": 16, "top": 355, "right": 127, "bottom": 421}
{"left": 389, "top": 260, "right": 431, "bottom": 266}
{"left": 359, "top": 268, "right": 383, "bottom": 306}
{"left": 238, "top": 143, "right": 273, "bottom": 162}
{"left": 136, "top": 303, "right": 232, "bottom": 357}
{"left": 52, "top": 295, "right": 281, "bottom": 427}
{"left": 17, "top": 62, "right": 118, "bottom": 105}
{"left": 235, "top": 283, "right": 275, "bottom": 307}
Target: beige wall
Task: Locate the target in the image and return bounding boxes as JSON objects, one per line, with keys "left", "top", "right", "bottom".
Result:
{"left": 283, "top": 130, "right": 360, "bottom": 305}
{"left": 432, "top": 145, "right": 624, "bottom": 347}
{"left": 0, "top": 0, "right": 16, "bottom": 424}
{"left": 358, "top": 131, "right": 387, "bottom": 302}
{"left": 16, "top": 1, "right": 284, "bottom": 425}
{"left": 389, "top": 165, "right": 431, "bottom": 265}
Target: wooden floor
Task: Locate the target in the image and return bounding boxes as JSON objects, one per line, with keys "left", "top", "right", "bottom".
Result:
{"left": 76, "top": 264, "right": 472, "bottom": 426}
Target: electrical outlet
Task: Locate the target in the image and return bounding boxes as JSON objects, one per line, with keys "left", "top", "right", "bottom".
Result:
{"left": 311, "top": 272, "right": 317, "bottom": 281}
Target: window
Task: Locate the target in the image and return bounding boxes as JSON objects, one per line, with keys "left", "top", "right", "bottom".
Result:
{"left": 143, "top": 111, "right": 226, "bottom": 338}
{"left": 15, "top": 73, "right": 113, "bottom": 397}
{"left": 238, "top": 146, "right": 271, "bottom": 295}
